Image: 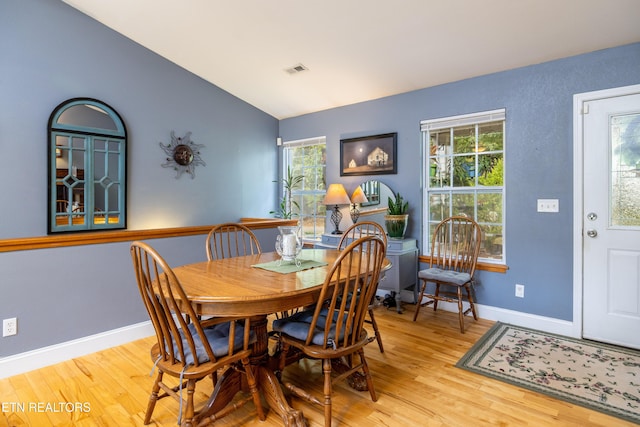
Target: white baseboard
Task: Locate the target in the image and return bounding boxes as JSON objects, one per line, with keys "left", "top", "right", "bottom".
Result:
{"left": 0, "top": 321, "right": 154, "bottom": 379}
{"left": 473, "top": 304, "right": 577, "bottom": 337}
{"left": 403, "top": 291, "right": 577, "bottom": 338}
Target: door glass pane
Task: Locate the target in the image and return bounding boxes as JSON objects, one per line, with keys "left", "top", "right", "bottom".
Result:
{"left": 611, "top": 113, "right": 640, "bottom": 227}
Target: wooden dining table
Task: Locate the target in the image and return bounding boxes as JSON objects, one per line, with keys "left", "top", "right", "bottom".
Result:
{"left": 172, "top": 248, "right": 390, "bottom": 427}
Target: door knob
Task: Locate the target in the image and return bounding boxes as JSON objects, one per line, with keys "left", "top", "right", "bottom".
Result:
{"left": 586, "top": 229, "right": 598, "bottom": 238}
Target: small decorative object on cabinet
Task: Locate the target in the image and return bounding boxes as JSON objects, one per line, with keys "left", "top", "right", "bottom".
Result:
{"left": 385, "top": 192, "right": 409, "bottom": 239}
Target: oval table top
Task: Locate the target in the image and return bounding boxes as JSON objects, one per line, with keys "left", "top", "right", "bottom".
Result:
{"left": 173, "top": 248, "right": 389, "bottom": 316}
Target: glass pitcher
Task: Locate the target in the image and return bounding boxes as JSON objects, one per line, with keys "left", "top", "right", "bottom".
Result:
{"left": 275, "top": 225, "right": 303, "bottom": 262}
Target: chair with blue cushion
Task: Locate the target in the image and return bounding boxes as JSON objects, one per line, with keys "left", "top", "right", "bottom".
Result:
{"left": 273, "top": 235, "right": 386, "bottom": 427}
{"left": 413, "top": 216, "right": 482, "bottom": 333}
{"left": 130, "top": 241, "right": 265, "bottom": 426}
{"left": 337, "top": 221, "right": 387, "bottom": 353}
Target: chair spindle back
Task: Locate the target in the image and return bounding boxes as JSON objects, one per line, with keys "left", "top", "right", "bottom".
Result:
{"left": 338, "top": 221, "right": 388, "bottom": 250}
{"left": 429, "top": 216, "right": 482, "bottom": 276}
{"left": 205, "top": 222, "right": 261, "bottom": 261}
{"left": 306, "top": 235, "right": 386, "bottom": 349}
{"left": 131, "top": 241, "right": 249, "bottom": 367}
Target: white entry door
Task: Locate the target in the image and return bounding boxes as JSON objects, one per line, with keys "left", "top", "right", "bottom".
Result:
{"left": 580, "top": 86, "right": 640, "bottom": 349}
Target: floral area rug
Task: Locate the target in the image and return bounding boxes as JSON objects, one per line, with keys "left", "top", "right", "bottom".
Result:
{"left": 456, "top": 322, "right": 640, "bottom": 424}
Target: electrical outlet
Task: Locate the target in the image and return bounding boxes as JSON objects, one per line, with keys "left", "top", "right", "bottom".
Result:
{"left": 3, "top": 317, "right": 17, "bottom": 337}
{"left": 515, "top": 284, "right": 525, "bottom": 298}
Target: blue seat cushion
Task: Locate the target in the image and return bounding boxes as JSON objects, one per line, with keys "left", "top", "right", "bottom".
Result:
{"left": 272, "top": 308, "right": 346, "bottom": 346}
{"left": 418, "top": 268, "right": 471, "bottom": 286}
{"left": 172, "top": 321, "right": 255, "bottom": 365}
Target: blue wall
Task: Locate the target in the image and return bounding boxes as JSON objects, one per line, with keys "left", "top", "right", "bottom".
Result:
{"left": 0, "top": 0, "right": 279, "bottom": 357}
{"left": 1, "top": 0, "right": 639, "bottom": 359}
{"left": 0, "top": 0, "right": 279, "bottom": 239}
{"left": 279, "top": 43, "right": 640, "bottom": 321}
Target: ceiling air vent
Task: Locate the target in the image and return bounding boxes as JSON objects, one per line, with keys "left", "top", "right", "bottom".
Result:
{"left": 285, "top": 63, "right": 308, "bottom": 75}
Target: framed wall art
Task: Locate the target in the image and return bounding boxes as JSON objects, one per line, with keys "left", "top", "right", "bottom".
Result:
{"left": 340, "top": 132, "right": 397, "bottom": 176}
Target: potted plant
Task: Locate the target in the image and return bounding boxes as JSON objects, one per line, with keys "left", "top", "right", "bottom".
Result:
{"left": 270, "top": 166, "right": 304, "bottom": 219}
{"left": 384, "top": 192, "right": 409, "bottom": 239}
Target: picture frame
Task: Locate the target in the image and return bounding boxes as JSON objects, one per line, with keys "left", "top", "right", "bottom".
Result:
{"left": 340, "top": 132, "right": 397, "bottom": 176}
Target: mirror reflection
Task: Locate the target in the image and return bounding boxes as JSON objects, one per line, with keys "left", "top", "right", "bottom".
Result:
{"left": 353, "top": 180, "right": 394, "bottom": 226}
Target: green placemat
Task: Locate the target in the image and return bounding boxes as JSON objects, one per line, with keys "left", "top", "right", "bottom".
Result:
{"left": 252, "top": 259, "right": 327, "bottom": 274}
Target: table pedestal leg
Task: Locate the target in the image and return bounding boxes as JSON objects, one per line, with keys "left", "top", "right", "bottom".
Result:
{"left": 251, "top": 316, "right": 306, "bottom": 427}
{"left": 258, "top": 367, "right": 306, "bottom": 426}
{"left": 194, "top": 368, "right": 244, "bottom": 425}
{"left": 193, "top": 315, "right": 307, "bottom": 426}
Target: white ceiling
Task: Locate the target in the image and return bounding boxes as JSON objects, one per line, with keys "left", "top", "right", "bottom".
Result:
{"left": 62, "top": 0, "right": 640, "bottom": 119}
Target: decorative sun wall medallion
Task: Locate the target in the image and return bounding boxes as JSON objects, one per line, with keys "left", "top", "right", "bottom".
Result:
{"left": 159, "top": 131, "right": 206, "bottom": 179}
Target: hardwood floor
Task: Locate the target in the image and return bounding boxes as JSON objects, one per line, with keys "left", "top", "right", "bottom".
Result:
{"left": 1, "top": 305, "right": 634, "bottom": 427}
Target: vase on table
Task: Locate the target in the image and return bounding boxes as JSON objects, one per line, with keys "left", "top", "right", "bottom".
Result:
{"left": 275, "top": 225, "right": 303, "bottom": 265}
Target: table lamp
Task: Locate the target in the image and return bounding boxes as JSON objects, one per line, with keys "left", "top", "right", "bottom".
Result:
{"left": 350, "top": 186, "right": 369, "bottom": 224}
{"left": 323, "top": 183, "right": 351, "bottom": 234}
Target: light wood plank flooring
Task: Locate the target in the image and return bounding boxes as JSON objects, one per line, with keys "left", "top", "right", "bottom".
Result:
{"left": 1, "top": 305, "right": 634, "bottom": 427}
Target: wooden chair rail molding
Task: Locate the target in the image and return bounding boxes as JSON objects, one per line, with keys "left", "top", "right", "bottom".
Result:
{"left": 0, "top": 218, "right": 297, "bottom": 253}
{"left": 418, "top": 255, "right": 508, "bottom": 274}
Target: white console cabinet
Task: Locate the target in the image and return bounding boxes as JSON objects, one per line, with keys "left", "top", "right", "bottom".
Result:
{"left": 316, "top": 234, "right": 418, "bottom": 312}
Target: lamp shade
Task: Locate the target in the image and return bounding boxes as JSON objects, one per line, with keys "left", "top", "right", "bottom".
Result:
{"left": 350, "top": 186, "right": 369, "bottom": 204}
{"left": 322, "top": 184, "right": 351, "bottom": 206}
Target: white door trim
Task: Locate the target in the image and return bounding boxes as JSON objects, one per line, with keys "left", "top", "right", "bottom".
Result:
{"left": 572, "top": 83, "right": 640, "bottom": 339}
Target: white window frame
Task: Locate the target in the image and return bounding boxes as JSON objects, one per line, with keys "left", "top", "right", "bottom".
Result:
{"left": 421, "top": 109, "right": 506, "bottom": 263}
{"left": 282, "top": 136, "right": 327, "bottom": 242}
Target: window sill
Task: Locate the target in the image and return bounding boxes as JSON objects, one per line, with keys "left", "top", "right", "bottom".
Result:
{"left": 418, "top": 255, "right": 508, "bottom": 273}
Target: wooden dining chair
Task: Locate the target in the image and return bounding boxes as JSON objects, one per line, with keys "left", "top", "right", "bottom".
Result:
{"left": 205, "top": 222, "right": 261, "bottom": 261}
{"left": 130, "top": 241, "right": 265, "bottom": 426}
{"left": 337, "top": 221, "right": 387, "bottom": 353}
{"left": 413, "top": 216, "right": 482, "bottom": 333}
{"left": 273, "top": 235, "right": 386, "bottom": 427}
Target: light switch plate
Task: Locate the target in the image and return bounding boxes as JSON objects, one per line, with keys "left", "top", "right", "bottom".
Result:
{"left": 537, "top": 199, "right": 559, "bottom": 213}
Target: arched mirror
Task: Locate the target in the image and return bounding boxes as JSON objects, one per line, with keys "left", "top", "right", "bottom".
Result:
{"left": 48, "top": 98, "right": 127, "bottom": 233}
{"left": 353, "top": 180, "right": 394, "bottom": 226}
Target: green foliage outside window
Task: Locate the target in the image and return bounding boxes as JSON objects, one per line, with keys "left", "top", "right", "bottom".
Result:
{"left": 425, "top": 114, "right": 505, "bottom": 261}
{"left": 281, "top": 141, "right": 326, "bottom": 239}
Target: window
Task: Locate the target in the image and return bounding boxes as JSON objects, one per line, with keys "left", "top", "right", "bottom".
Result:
{"left": 421, "top": 109, "right": 505, "bottom": 262}
{"left": 282, "top": 137, "right": 326, "bottom": 241}
{"left": 48, "top": 98, "right": 127, "bottom": 233}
